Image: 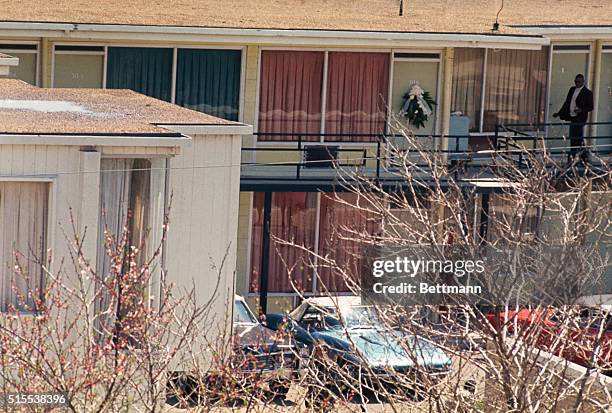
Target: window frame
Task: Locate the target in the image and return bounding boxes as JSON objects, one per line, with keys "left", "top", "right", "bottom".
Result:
{"left": 51, "top": 42, "right": 246, "bottom": 122}
{"left": 254, "top": 47, "right": 394, "bottom": 147}
{"left": 51, "top": 43, "right": 105, "bottom": 88}
{"left": 0, "top": 41, "right": 41, "bottom": 86}
{"left": 0, "top": 177, "right": 53, "bottom": 313}
{"left": 245, "top": 191, "right": 380, "bottom": 298}
{"left": 453, "top": 46, "right": 553, "bottom": 135}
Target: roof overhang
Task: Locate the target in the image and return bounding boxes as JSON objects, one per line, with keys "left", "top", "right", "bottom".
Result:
{"left": 512, "top": 25, "right": 612, "bottom": 41}
{"left": 0, "top": 133, "right": 191, "bottom": 147}
{"left": 0, "top": 21, "right": 549, "bottom": 49}
{"left": 157, "top": 123, "right": 253, "bottom": 135}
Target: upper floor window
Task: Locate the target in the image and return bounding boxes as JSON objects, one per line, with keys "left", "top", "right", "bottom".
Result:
{"left": 0, "top": 43, "right": 38, "bottom": 86}
{"left": 258, "top": 50, "right": 390, "bottom": 142}
{"left": 452, "top": 47, "right": 549, "bottom": 133}
{"left": 53, "top": 45, "right": 104, "bottom": 88}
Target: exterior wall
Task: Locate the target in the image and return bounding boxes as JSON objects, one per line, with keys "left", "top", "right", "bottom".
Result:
{"left": 165, "top": 133, "right": 242, "bottom": 360}
{"left": 0, "top": 144, "right": 91, "bottom": 277}
{"left": 235, "top": 192, "right": 252, "bottom": 299}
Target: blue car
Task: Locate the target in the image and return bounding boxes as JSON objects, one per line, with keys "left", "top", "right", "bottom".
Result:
{"left": 266, "top": 296, "right": 452, "bottom": 400}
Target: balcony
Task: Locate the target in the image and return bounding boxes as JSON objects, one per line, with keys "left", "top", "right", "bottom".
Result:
{"left": 240, "top": 123, "right": 612, "bottom": 191}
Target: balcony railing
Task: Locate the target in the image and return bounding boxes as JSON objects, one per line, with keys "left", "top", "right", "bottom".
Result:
{"left": 240, "top": 124, "right": 612, "bottom": 186}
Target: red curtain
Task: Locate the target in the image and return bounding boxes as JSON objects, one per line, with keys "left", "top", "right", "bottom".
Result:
{"left": 325, "top": 52, "right": 390, "bottom": 142}
{"left": 316, "top": 193, "right": 380, "bottom": 292}
{"left": 250, "top": 192, "right": 317, "bottom": 293}
{"left": 258, "top": 51, "right": 324, "bottom": 141}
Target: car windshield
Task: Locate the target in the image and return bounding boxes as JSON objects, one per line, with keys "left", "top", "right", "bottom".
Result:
{"left": 234, "top": 300, "right": 258, "bottom": 324}
{"left": 339, "top": 306, "right": 381, "bottom": 329}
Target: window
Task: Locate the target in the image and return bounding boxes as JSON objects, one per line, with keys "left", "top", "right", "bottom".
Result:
{"left": 106, "top": 47, "right": 173, "bottom": 102}
{"left": 95, "top": 159, "right": 152, "bottom": 344}
{"left": 53, "top": 45, "right": 104, "bottom": 88}
{"left": 249, "top": 192, "right": 380, "bottom": 294}
{"left": 104, "top": 46, "right": 243, "bottom": 120}
{"left": 0, "top": 43, "right": 38, "bottom": 85}
{"left": 452, "top": 48, "right": 484, "bottom": 132}
{"left": 250, "top": 192, "right": 317, "bottom": 293}
{"left": 175, "top": 49, "right": 242, "bottom": 121}
{"left": 258, "top": 51, "right": 324, "bottom": 141}
{"left": 317, "top": 193, "right": 380, "bottom": 292}
{"left": 258, "top": 51, "right": 390, "bottom": 142}
{"left": 0, "top": 182, "right": 48, "bottom": 312}
{"left": 452, "top": 47, "right": 549, "bottom": 133}
{"left": 483, "top": 49, "right": 548, "bottom": 130}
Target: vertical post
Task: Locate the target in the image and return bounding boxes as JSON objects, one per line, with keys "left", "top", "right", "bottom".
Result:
{"left": 479, "top": 192, "right": 490, "bottom": 244}
{"left": 297, "top": 136, "right": 302, "bottom": 180}
{"left": 440, "top": 48, "right": 454, "bottom": 163}
{"left": 399, "top": 0, "right": 404, "bottom": 16}
{"left": 259, "top": 191, "right": 273, "bottom": 314}
{"left": 589, "top": 40, "right": 603, "bottom": 143}
{"left": 376, "top": 138, "right": 381, "bottom": 181}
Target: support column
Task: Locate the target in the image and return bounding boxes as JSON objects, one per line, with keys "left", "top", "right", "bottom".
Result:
{"left": 40, "top": 37, "right": 53, "bottom": 87}
{"left": 258, "top": 191, "right": 272, "bottom": 315}
{"left": 589, "top": 40, "right": 603, "bottom": 141}
{"left": 440, "top": 48, "right": 455, "bottom": 160}
{"left": 479, "top": 192, "right": 491, "bottom": 244}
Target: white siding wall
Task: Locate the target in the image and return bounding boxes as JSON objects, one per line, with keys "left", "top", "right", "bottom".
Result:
{"left": 165, "top": 134, "right": 242, "bottom": 362}
{"left": 0, "top": 144, "right": 90, "bottom": 278}
{"left": 0, "top": 137, "right": 242, "bottom": 366}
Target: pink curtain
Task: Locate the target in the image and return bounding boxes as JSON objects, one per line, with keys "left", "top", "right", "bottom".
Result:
{"left": 317, "top": 193, "right": 380, "bottom": 292}
{"left": 325, "top": 52, "right": 390, "bottom": 142}
{"left": 452, "top": 48, "right": 485, "bottom": 132}
{"left": 250, "top": 192, "right": 317, "bottom": 293}
{"left": 258, "top": 51, "right": 324, "bottom": 141}
{"left": 483, "top": 48, "right": 548, "bottom": 131}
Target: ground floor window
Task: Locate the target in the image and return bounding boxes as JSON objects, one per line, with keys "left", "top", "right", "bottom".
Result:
{"left": 95, "top": 158, "right": 153, "bottom": 344}
{"left": 0, "top": 182, "right": 48, "bottom": 312}
{"left": 249, "top": 192, "right": 380, "bottom": 295}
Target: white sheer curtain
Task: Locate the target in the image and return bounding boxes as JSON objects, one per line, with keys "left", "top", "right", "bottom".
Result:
{"left": 0, "top": 182, "right": 48, "bottom": 312}
{"left": 95, "top": 158, "right": 151, "bottom": 340}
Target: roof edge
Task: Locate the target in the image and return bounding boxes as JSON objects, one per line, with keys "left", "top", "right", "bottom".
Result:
{"left": 0, "top": 133, "right": 191, "bottom": 147}
{"left": 157, "top": 123, "right": 253, "bottom": 136}
{"left": 0, "top": 21, "right": 549, "bottom": 48}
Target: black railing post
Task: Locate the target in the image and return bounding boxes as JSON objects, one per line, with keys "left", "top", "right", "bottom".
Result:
{"left": 259, "top": 191, "right": 273, "bottom": 315}
{"left": 479, "top": 192, "right": 490, "bottom": 245}
{"left": 376, "top": 137, "right": 382, "bottom": 180}
{"left": 297, "top": 136, "right": 302, "bottom": 180}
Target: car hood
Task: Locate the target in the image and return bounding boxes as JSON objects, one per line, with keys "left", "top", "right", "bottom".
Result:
{"left": 322, "top": 328, "right": 451, "bottom": 369}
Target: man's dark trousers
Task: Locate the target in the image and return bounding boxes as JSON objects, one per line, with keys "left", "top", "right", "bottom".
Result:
{"left": 569, "top": 116, "right": 585, "bottom": 159}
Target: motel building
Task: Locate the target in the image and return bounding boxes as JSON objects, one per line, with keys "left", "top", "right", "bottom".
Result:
{"left": 0, "top": 1, "right": 610, "bottom": 316}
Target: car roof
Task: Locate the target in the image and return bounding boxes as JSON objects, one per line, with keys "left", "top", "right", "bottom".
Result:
{"left": 290, "top": 295, "right": 363, "bottom": 319}
{"left": 303, "top": 295, "right": 362, "bottom": 309}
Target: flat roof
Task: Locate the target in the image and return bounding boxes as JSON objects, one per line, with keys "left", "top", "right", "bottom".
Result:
{"left": 0, "top": 0, "right": 609, "bottom": 35}
{"left": 0, "top": 79, "right": 237, "bottom": 135}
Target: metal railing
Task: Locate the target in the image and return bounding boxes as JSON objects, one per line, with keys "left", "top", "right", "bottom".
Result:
{"left": 241, "top": 125, "right": 612, "bottom": 182}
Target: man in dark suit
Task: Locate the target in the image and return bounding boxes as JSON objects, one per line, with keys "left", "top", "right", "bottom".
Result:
{"left": 553, "top": 74, "right": 594, "bottom": 159}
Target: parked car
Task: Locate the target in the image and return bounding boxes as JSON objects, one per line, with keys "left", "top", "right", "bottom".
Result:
{"left": 166, "top": 295, "right": 302, "bottom": 407}
{"left": 266, "top": 296, "right": 452, "bottom": 402}
{"left": 484, "top": 297, "right": 612, "bottom": 371}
